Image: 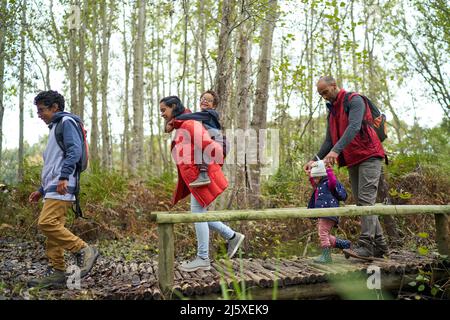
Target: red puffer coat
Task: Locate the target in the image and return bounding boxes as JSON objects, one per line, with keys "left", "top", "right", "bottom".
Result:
{"left": 171, "top": 113, "right": 228, "bottom": 208}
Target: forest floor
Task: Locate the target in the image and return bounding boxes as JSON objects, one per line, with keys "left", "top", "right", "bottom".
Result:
{"left": 0, "top": 166, "right": 448, "bottom": 300}
{"left": 0, "top": 216, "right": 445, "bottom": 300}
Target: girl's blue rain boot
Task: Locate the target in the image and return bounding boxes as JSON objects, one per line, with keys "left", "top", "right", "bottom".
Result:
{"left": 313, "top": 247, "right": 332, "bottom": 264}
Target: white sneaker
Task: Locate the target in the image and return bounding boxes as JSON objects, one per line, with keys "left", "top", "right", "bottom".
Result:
{"left": 179, "top": 257, "right": 211, "bottom": 272}
{"left": 227, "top": 232, "right": 245, "bottom": 259}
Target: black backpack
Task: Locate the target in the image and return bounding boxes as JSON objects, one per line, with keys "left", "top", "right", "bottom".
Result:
{"left": 54, "top": 116, "right": 89, "bottom": 218}
{"left": 343, "top": 92, "right": 388, "bottom": 143}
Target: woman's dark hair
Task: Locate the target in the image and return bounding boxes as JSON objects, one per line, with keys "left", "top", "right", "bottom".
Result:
{"left": 200, "top": 90, "right": 219, "bottom": 108}
{"left": 160, "top": 96, "right": 185, "bottom": 117}
{"left": 34, "top": 90, "right": 65, "bottom": 111}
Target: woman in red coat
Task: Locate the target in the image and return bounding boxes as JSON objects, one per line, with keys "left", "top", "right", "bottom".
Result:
{"left": 160, "top": 95, "right": 245, "bottom": 272}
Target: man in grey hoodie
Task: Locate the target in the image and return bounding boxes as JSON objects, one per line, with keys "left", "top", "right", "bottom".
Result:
{"left": 28, "top": 90, "right": 98, "bottom": 288}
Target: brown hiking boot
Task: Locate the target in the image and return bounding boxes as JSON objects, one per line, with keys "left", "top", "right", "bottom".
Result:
{"left": 27, "top": 267, "right": 66, "bottom": 289}
{"left": 373, "top": 235, "right": 389, "bottom": 258}
{"left": 74, "top": 245, "right": 99, "bottom": 278}
{"left": 343, "top": 238, "right": 375, "bottom": 261}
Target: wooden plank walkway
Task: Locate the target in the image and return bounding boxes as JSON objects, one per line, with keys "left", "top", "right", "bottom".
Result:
{"left": 0, "top": 238, "right": 442, "bottom": 300}
{"left": 101, "top": 250, "right": 437, "bottom": 299}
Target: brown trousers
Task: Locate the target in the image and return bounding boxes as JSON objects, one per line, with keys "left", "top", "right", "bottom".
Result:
{"left": 38, "top": 199, "right": 86, "bottom": 271}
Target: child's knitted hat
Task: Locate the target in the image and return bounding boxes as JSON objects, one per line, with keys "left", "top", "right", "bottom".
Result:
{"left": 310, "top": 160, "right": 327, "bottom": 177}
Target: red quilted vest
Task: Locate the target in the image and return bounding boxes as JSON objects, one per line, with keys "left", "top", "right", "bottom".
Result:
{"left": 328, "top": 89, "right": 385, "bottom": 167}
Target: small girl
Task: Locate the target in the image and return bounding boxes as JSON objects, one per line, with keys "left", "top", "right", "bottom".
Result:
{"left": 308, "top": 160, "right": 351, "bottom": 263}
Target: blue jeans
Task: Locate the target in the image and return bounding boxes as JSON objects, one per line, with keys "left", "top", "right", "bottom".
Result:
{"left": 191, "top": 194, "right": 235, "bottom": 259}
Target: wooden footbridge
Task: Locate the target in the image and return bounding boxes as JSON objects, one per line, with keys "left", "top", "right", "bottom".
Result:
{"left": 104, "top": 249, "right": 438, "bottom": 300}
{"left": 146, "top": 205, "right": 449, "bottom": 300}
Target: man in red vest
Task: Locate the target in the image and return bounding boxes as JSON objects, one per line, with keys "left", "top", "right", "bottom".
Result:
{"left": 303, "top": 76, "right": 389, "bottom": 260}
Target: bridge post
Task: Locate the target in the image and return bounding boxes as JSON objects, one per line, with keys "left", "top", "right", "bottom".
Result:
{"left": 434, "top": 213, "right": 449, "bottom": 258}
{"left": 158, "top": 223, "right": 174, "bottom": 297}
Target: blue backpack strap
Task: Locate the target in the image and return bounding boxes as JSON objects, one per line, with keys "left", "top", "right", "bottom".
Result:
{"left": 54, "top": 119, "right": 66, "bottom": 156}
{"left": 54, "top": 116, "right": 85, "bottom": 219}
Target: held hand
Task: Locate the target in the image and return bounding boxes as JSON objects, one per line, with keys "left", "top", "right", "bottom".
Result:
{"left": 56, "top": 180, "right": 68, "bottom": 195}
{"left": 303, "top": 160, "right": 315, "bottom": 175}
{"left": 28, "top": 191, "right": 42, "bottom": 203}
{"left": 324, "top": 151, "right": 339, "bottom": 166}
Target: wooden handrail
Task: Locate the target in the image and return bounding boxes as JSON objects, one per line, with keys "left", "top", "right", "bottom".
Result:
{"left": 153, "top": 205, "right": 450, "bottom": 224}
{"left": 153, "top": 205, "right": 449, "bottom": 297}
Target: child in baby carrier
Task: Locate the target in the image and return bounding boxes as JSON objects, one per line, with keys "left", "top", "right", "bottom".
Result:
{"left": 308, "top": 159, "right": 351, "bottom": 263}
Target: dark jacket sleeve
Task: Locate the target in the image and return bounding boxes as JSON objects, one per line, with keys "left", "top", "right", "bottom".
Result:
{"left": 59, "top": 119, "right": 82, "bottom": 180}
{"left": 176, "top": 112, "right": 210, "bottom": 122}
{"left": 331, "top": 95, "right": 365, "bottom": 154}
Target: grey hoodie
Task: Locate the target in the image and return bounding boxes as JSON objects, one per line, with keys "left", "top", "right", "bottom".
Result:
{"left": 39, "top": 112, "right": 83, "bottom": 201}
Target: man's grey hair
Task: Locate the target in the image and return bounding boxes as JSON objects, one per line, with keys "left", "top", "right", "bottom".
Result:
{"left": 317, "top": 76, "right": 336, "bottom": 85}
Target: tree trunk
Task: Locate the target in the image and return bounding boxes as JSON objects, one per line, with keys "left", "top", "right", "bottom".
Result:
{"left": 250, "top": 0, "right": 278, "bottom": 208}
{"left": 214, "top": 0, "right": 235, "bottom": 128}
{"left": 193, "top": 3, "right": 199, "bottom": 112}
{"left": 0, "top": 0, "right": 5, "bottom": 170}
{"left": 350, "top": 0, "right": 359, "bottom": 91}
{"left": 377, "top": 167, "right": 401, "bottom": 243}
{"left": 234, "top": 15, "right": 252, "bottom": 209}
{"left": 335, "top": 30, "right": 343, "bottom": 88}
{"left": 100, "top": 0, "right": 113, "bottom": 170}
{"left": 78, "top": 0, "right": 87, "bottom": 121}
{"left": 89, "top": 1, "right": 99, "bottom": 165}
{"left": 121, "top": 1, "right": 131, "bottom": 174}
{"left": 382, "top": 76, "right": 404, "bottom": 144}
{"left": 199, "top": 0, "right": 206, "bottom": 93}
{"left": 68, "top": 1, "right": 78, "bottom": 115}
{"left": 130, "top": 0, "right": 146, "bottom": 174}
{"left": 181, "top": 0, "right": 189, "bottom": 104}
{"left": 168, "top": 6, "right": 174, "bottom": 94}
{"left": 18, "top": 0, "right": 27, "bottom": 182}
{"left": 155, "top": 26, "right": 168, "bottom": 175}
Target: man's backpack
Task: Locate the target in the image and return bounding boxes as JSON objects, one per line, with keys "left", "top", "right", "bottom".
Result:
{"left": 54, "top": 116, "right": 89, "bottom": 218}
{"left": 343, "top": 92, "right": 388, "bottom": 143}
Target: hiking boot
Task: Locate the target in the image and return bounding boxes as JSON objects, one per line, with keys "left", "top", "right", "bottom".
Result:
{"left": 74, "top": 245, "right": 99, "bottom": 278}
{"left": 343, "top": 238, "right": 375, "bottom": 261}
{"left": 313, "top": 247, "right": 332, "bottom": 264}
{"left": 179, "top": 256, "right": 211, "bottom": 272}
{"left": 373, "top": 235, "right": 389, "bottom": 258}
{"left": 227, "top": 232, "right": 245, "bottom": 259}
{"left": 27, "top": 267, "right": 66, "bottom": 289}
{"left": 189, "top": 171, "right": 211, "bottom": 187}
{"left": 335, "top": 238, "right": 351, "bottom": 250}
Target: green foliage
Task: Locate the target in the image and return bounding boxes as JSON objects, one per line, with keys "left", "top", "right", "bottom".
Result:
{"left": 403, "top": 230, "right": 449, "bottom": 300}
{"left": 99, "top": 237, "right": 157, "bottom": 262}
{"left": 388, "top": 188, "right": 412, "bottom": 205}
{"left": 80, "top": 167, "right": 128, "bottom": 208}
{"left": 145, "top": 170, "right": 176, "bottom": 196}
{"left": 407, "top": 267, "right": 448, "bottom": 300}
{"left": 262, "top": 165, "right": 305, "bottom": 207}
